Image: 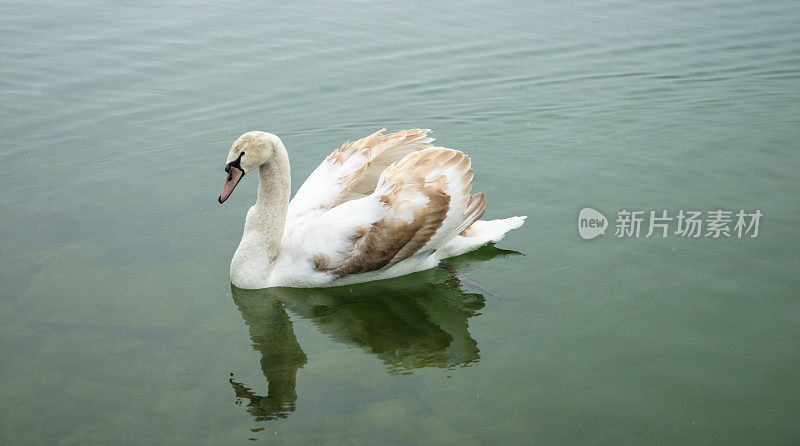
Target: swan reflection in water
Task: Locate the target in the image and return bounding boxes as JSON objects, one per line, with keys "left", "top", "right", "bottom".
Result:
{"left": 229, "top": 246, "right": 520, "bottom": 422}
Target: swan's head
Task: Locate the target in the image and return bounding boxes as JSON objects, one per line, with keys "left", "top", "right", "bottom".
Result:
{"left": 218, "top": 131, "right": 280, "bottom": 204}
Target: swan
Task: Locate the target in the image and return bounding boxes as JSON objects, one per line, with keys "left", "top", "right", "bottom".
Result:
{"left": 218, "top": 128, "right": 526, "bottom": 289}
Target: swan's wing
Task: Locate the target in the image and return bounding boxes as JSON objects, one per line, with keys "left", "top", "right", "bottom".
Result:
{"left": 287, "top": 129, "right": 434, "bottom": 221}
{"left": 305, "top": 147, "right": 486, "bottom": 278}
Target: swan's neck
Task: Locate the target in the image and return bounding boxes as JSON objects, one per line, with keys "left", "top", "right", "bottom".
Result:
{"left": 231, "top": 139, "right": 291, "bottom": 286}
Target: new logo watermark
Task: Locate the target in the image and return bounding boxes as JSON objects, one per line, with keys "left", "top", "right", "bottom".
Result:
{"left": 578, "top": 208, "right": 762, "bottom": 240}
{"left": 578, "top": 208, "right": 608, "bottom": 239}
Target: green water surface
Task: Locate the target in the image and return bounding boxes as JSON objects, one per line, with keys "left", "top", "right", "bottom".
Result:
{"left": 1, "top": 0, "right": 799, "bottom": 444}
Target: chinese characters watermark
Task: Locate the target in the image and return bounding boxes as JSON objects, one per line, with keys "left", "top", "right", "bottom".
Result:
{"left": 578, "top": 208, "right": 761, "bottom": 240}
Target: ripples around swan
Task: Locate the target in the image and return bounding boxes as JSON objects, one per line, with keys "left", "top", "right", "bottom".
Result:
{"left": 1, "top": 0, "right": 799, "bottom": 443}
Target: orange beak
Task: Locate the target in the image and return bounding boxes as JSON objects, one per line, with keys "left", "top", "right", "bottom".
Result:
{"left": 219, "top": 166, "right": 244, "bottom": 204}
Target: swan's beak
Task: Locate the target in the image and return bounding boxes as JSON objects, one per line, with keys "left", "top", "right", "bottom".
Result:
{"left": 218, "top": 166, "right": 244, "bottom": 204}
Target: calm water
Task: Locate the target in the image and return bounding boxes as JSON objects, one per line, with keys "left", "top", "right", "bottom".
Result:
{"left": 2, "top": 0, "right": 800, "bottom": 444}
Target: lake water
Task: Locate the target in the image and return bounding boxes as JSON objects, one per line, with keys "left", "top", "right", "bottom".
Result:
{"left": 1, "top": 0, "right": 799, "bottom": 443}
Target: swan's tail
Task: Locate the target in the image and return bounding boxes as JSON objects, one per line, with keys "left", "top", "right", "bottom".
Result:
{"left": 465, "top": 216, "right": 526, "bottom": 241}
{"left": 439, "top": 216, "right": 527, "bottom": 258}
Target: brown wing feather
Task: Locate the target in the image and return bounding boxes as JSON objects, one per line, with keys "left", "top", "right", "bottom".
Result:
{"left": 327, "top": 128, "right": 435, "bottom": 203}
{"left": 290, "top": 129, "right": 434, "bottom": 221}
{"left": 330, "top": 148, "right": 475, "bottom": 278}
{"left": 339, "top": 128, "right": 435, "bottom": 202}
{"left": 456, "top": 193, "right": 487, "bottom": 236}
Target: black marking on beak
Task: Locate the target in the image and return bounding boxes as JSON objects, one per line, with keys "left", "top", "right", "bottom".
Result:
{"left": 226, "top": 151, "right": 245, "bottom": 173}
{"left": 219, "top": 151, "right": 246, "bottom": 204}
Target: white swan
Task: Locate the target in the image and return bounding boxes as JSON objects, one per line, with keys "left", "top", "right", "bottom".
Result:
{"left": 218, "top": 129, "right": 526, "bottom": 289}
